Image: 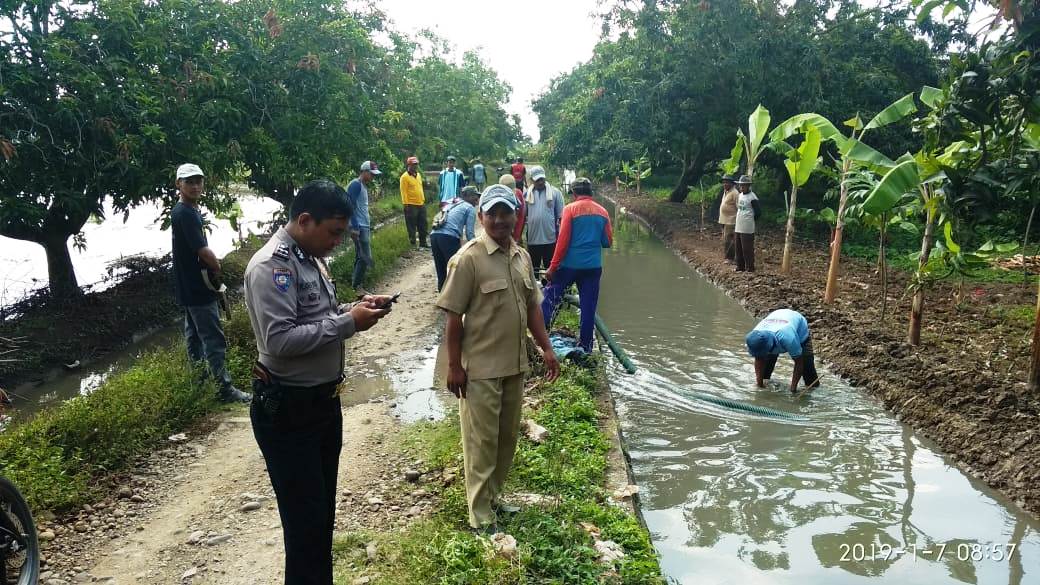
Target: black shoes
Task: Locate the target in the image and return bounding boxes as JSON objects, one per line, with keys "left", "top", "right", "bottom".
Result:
{"left": 218, "top": 386, "right": 253, "bottom": 403}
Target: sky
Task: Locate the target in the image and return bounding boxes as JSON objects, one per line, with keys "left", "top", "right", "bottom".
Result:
{"left": 376, "top": 0, "right": 603, "bottom": 143}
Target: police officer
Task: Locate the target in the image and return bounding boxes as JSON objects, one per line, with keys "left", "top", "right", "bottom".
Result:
{"left": 244, "top": 179, "right": 392, "bottom": 585}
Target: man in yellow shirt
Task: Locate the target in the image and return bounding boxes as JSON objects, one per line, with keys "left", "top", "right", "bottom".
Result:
{"left": 400, "top": 156, "right": 428, "bottom": 249}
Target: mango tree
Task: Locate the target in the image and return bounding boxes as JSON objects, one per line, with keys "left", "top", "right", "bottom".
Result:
{"left": 776, "top": 124, "right": 822, "bottom": 274}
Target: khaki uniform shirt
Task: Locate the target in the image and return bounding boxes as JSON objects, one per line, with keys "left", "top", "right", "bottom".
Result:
{"left": 244, "top": 228, "right": 355, "bottom": 386}
{"left": 718, "top": 187, "right": 739, "bottom": 225}
{"left": 436, "top": 234, "right": 542, "bottom": 380}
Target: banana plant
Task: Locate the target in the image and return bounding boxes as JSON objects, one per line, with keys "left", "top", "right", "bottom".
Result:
{"left": 777, "top": 123, "right": 823, "bottom": 274}
{"left": 619, "top": 153, "right": 652, "bottom": 195}
{"left": 723, "top": 104, "right": 773, "bottom": 177}
{"left": 770, "top": 93, "right": 918, "bottom": 303}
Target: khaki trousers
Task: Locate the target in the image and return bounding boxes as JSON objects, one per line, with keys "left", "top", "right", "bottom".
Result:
{"left": 721, "top": 224, "right": 735, "bottom": 260}
{"left": 459, "top": 373, "right": 525, "bottom": 528}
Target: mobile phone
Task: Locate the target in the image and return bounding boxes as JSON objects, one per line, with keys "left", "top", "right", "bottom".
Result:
{"left": 378, "top": 292, "right": 401, "bottom": 310}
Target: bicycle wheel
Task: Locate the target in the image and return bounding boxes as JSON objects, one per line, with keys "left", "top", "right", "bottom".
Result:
{"left": 0, "top": 476, "right": 39, "bottom": 585}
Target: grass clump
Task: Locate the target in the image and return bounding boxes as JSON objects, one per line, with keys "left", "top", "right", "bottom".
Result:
{"left": 333, "top": 320, "right": 663, "bottom": 584}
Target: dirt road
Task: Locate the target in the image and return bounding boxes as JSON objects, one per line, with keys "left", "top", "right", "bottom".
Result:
{"left": 37, "top": 253, "right": 442, "bottom": 585}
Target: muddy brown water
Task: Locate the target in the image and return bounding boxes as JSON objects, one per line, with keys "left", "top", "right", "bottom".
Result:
{"left": 599, "top": 207, "right": 1040, "bottom": 584}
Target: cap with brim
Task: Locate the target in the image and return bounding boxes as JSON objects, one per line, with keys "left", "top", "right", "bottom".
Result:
{"left": 498, "top": 174, "right": 516, "bottom": 188}
{"left": 736, "top": 174, "right": 753, "bottom": 185}
{"left": 479, "top": 184, "right": 517, "bottom": 213}
{"left": 176, "top": 163, "right": 205, "bottom": 180}
{"left": 745, "top": 330, "right": 774, "bottom": 357}
{"left": 530, "top": 166, "right": 546, "bottom": 181}
{"left": 460, "top": 186, "right": 479, "bottom": 198}
{"left": 360, "top": 161, "right": 382, "bottom": 175}
{"left": 721, "top": 174, "right": 737, "bottom": 183}
{"left": 446, "top": 155, "right": 456, "bottom": 161}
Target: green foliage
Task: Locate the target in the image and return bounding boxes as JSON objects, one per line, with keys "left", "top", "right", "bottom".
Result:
{"left": 534, "top": 0, "right": 940, "bottom": 197}
{"left": 334, "top": 334, "right": 662, "bottom": 583}
{"left": 0, "top": 349, "right": 218, "bottom": 511}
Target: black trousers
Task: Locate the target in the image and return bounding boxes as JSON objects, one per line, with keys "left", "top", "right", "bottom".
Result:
{"left": 251, "top": 386, "right": 342, "bottom": 585}
{"left": 762, "top": 335, "right": 820, "bottom": 389}
{"left": 735, "top": 232, "right": 755, "bottom": 271}
{"left": 431, "top": 232, "right": 462, "bottom": 291}
{"left": 403, "top": 204, "right": 428, "bottom": 246}
{"left": 527, "top": 242, "right": 556, "bottom": 272}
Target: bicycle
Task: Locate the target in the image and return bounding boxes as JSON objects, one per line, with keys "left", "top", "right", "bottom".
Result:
{"left": 0, "top": 388, "right": 40, "bottom": 585}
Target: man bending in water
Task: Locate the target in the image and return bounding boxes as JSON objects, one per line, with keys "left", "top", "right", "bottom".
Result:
{"left": 745, "top": 309, "right": 820, "bottom": 394}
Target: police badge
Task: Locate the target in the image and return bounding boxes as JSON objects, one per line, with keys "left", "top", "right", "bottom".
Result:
{"left": 273, "top": 268, "right": 293, "bottom": 292}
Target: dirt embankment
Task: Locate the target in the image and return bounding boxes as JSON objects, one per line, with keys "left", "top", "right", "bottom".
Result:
{"left": 32, "top": 253, "right": 444, "bottom": 585}
{"left": 615, "top": 189, "right": 1040, "bottom": 518}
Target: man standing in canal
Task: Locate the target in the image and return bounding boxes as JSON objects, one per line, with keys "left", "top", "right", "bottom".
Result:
{"left": 541, "top": 178, "right": 612, "bottom": 353}
{"left": 745, "top": 308, "right": 820, "bottom": 394}
{"left": 347, "top": 160, "right": 381, "bottom": 291}
{"left": 171, "top": 163, "right": 250, "bottom": 403}
{"left": 400, "top": 156, "right": 428, "bottom": 250}
{"left": 718, "top": 175, "right": 739, "bottom": 262}
{"left": 437, "top": 184, "right": 560, "bottom": 535}
{"left": 244, "top": 179, "right": 393, "bottom": 585}
{"left": 438, "top": 155, "right": 465, "bottom": 209}
{"left": 524, "top": 166, "right": 564, "bottom": 273}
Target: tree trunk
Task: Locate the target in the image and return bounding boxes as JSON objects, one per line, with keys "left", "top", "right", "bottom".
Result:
{"left": 781, "top": 184, "right": 799, "bottom": 274}
{"left": 43, "top": 235, "right": 80, "bottom": 300}
{"left": 824, "top": 159, "right": 853, "bottom": 303}
{"left": 908, "top": 204, "right": 936, "bottom": 346}
{"left": 1030, "top": 275, "right": 1040, "bottom": 393}
{"left": 880, "top": 217, "right": 888, "bottom": 323}
{"left": 669, "top": 149, "right": 705, "bottom": 203}
{"left": 1023, "top": 202, "right": 1036, "bottom": 285}
{"left": 700, "top": 198, "right": 707, "bottom": 231}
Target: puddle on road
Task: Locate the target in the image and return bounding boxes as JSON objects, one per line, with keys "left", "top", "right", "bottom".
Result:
{"left": 341, "top": 336, "right": 450, "bottom": 424}
{"left": 598, "top": 204, "right": 1040, "bottom": 584}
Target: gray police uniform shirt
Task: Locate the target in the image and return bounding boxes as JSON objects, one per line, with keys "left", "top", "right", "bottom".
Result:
{"left": 244, "top": 228, "right": 356, "bottom": 387}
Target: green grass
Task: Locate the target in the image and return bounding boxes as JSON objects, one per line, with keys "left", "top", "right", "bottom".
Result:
{"left": 0, "top": 219, "right": 415, "bottom": 514}
{"left": 989, "top": 304, "right": 1036, "bottom": 328}
{"left": 332, "top": 324, "right": 663, "bottom": 584}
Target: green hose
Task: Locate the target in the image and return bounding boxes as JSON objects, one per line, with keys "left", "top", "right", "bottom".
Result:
{"left": 562, "top": 294, "right": 637, "bottom": 374}
{"left": 560, "top": 294, "right": 806, "bottom": 421}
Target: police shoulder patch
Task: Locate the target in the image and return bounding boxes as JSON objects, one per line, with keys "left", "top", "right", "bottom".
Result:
{"left": 272, "top": 243, "right": 291, "bottom": 261}
{"left": 272, "top": 268, "right": 293, "bottom": 292}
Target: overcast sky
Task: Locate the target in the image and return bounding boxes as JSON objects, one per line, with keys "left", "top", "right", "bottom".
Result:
{"left": 377, "top": 0, "right": 602, "bottom": 143}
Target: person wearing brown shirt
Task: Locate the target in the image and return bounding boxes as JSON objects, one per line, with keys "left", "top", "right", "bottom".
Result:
{"left": 718, "top": 175, "right": 739, "bottom": 262}
{"left": 436, "top": 184, "right": 560, "bottom": 534}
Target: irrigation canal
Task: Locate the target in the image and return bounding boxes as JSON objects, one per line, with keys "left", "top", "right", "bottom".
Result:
{"left": 597, "top": 205, "right": 1040, "bottom": 584}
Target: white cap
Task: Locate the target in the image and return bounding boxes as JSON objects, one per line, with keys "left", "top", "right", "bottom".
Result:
{"left": 530, "top": 166, "right": 546, "bottom": 181}
{"left": 479, "top": 184, "right": 518, "bottom": 213}
{"left": 360, "top": 160, "right": 382, "bottom": 175}
{"left": 176, "top": 163, "right": 204, "bottom": 180}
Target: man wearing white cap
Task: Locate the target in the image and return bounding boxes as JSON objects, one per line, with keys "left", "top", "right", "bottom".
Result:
{"left": 171, "top": 163, "right": 250, "bottom": 403}
{"left": 347, "top": 161, "right": 381, "bottom": 290}
{"left": 524, "top": 166, "right": 564, "bottom": 272}
{"left": 436, "top": 184, "right": 560, "bottom": 534}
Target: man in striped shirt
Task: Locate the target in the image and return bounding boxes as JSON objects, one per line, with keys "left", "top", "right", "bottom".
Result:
{"left": 540, "top": 178, "right": 613, "bottom": 352}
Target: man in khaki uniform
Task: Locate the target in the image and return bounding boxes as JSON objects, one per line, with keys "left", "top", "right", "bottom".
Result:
{"left": 718, "top": 174, "right": 739, "bottom": 262}
{"left": 436, "top": 184, "right": 560, "bottom": 534}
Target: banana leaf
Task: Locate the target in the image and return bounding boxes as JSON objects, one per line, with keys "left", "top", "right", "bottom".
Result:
{"left": 865, "top": 93, "right": 918, "bottom": 130}
{"left": 748, "top": 104, "right": 771, "bottom": 159}
{"left": 862, "top": 160, "right": 921, "bottom": 215}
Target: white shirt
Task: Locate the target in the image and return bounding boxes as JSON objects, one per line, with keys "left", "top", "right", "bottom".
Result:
{"left": 734, "top": 191, "right": 759, "bottom": 234}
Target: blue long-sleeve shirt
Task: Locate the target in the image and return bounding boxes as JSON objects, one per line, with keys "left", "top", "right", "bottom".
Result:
{"left": 430, "top": 200, "right": 476, "bottom": 240}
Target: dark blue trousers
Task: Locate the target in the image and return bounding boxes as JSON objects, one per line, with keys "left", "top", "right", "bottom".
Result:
{"left": 541, "top": 266, "right": 602, "bottom": 352}
{"left": 431, "top": 232, "right": 462, "bottom": 291}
